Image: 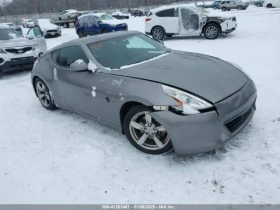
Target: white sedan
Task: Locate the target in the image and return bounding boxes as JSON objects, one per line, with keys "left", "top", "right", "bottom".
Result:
{"left": 35, "top": 19, "right": 61, "bottom": 38}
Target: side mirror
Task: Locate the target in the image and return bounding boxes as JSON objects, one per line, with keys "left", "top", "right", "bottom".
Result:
{"left": 70, "top": 60, "right": 88, "bottom": 71}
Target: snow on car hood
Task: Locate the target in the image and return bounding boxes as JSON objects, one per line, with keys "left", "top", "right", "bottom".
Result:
{"left": 0, "top": 38, "right": 36, "bottom": 47}
{"left": 106, "top": 50, "right": 248, "bottom": 103}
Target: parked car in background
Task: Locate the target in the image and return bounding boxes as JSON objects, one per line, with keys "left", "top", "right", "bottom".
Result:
{"left": 22, "top": 19, "right": 35, "bottom": 28}
{"left": 145, "top": 5, "right": 237, "bottom": 40}
{"left": 75, "top": 13, "right": 128, "bottom": 38}
{"left": 219, "top": 0, "right": 249, "bottom": 11}
{"left": 77, "top": 11, "right": 92, "bottom": 19}
{"left": 31, "top": 31, "right": 257, "bottom": 155}
{"left": 254, "top": 0, "right": 264, "bottom": 6}
{"left": 212, "top": 1, "right": 222, "bottom": 9}
{"left": 0, "top": 26, "right": 47, "bottom": 74}
{"left": 263, "top": 0, "right": 280, "bottom": 7}
{"left": 131, "top": 9, "right": 146, "bottom": 17}
{"left": 58, "top": 9, "right": 78, "bottom": 20}
{"left": 0, "top": 23, "right": 22, "bottom": 35}
{"left": 111, "top": 12, "right": 130, "bottom": 19}
{"left": 34, "top": 19, "right": 61, "bottom": 38}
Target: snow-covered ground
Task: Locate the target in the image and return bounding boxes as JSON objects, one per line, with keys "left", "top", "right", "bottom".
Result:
{"left": 1, "top": 6, "right": 280, "bottom": 204}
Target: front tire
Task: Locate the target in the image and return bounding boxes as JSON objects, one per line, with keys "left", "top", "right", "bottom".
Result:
{"left": 222, "top": 7, "right": 226, "bottom": 11}
{"left": 267, "top": 3, "right": 272, "bottom": 8}
{"left": 204, "top": 23, "right": 220, "bottom": 39}
{"left": 101, "top": 28, "right": 108, "bottom": 33}
{"left": 35, "top": 78, "right": 55, "bottom": 110}
{"left": 152, "top": 26, "right": 165, "bottom": 41}
{"left": 124, "top": 105, "right": 173, "bottom": 155}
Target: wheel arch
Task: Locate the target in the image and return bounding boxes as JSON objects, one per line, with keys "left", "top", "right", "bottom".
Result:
{"left": 202, "top": 21, "right": 222, "bottom": 34}
{"left": 120, "top": 101, "right": 148, "bottom": 134}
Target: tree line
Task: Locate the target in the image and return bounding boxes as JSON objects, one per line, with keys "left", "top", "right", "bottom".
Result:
{"left": 0, "top": 0, "right": 192, "bottom": 16}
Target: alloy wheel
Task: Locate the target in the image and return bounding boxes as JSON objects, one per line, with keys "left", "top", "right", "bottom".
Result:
{"left": 205, "top": 26, "right": 218, "bottom": 39}
{"left": 129, "top": 111, "right": 170, "bottom": 151}
{"left": 153, "top": 28, "right": 164, "bottom": 40}
{"left": 36, "top": 81, "right": 51, "bottom": 107}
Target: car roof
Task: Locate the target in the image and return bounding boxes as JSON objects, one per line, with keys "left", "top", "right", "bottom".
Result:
{"left": 48, "top": 31, "right": 140, "bottom": 53}
{"left": 150, "top": 4, "right": 197, "bottom": 12}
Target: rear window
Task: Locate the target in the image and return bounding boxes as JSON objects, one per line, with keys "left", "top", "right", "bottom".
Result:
{"left": 156, "top": 8, "right": 175, "bottom": 17}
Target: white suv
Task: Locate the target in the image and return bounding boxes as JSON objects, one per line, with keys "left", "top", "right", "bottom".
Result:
{"left": 0, "top": 26, "right": 47, "bottom": 74}
{"left": 145, "top": 4, "right": 237, "bottom": 40}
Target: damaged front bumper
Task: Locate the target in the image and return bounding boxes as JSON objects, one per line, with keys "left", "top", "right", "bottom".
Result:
{"left": 149, "top": 80, "right": 257, "bottom": 155}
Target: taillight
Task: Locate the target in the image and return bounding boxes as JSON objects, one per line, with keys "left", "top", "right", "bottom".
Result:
{"left": 33, "top": 58, "right": 40, "bottom": 70}
{"left": 145, "top": 18, "right": 152, "bottom": 22}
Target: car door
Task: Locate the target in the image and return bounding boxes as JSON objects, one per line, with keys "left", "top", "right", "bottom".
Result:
{"left": 27, "top": 26, "right": 47, "bottom": 53}
{"left": 179, "top": 7, "right": 201, "bottom": 35}
{"left": 155, "top": 8, "right": 179, "bottom": 34}
{"left": 53, "top": 45, "right": 110, "bottom": 121}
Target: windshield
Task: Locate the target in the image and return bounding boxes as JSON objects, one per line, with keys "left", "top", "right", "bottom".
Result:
{"left": 0, "top": 29, "right": 21, "bottom": 40}
{"left": 87, "top": 33, "right": 169, "bottom": 69}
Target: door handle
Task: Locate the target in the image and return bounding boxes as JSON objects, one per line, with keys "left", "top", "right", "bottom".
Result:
{"left": 54, "top": 68, "right": 58, "bottom": 80}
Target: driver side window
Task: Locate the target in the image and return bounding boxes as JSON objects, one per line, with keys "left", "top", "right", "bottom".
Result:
{"left": 58, "top": 46, "right": 89, "bottom": 68}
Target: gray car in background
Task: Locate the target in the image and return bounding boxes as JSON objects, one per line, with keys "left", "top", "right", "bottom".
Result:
{"left": 31, "top": 31, "right": 257, "bottom": 155}
{"left": 219, "top": 0, "right": 249, "bottom": 11}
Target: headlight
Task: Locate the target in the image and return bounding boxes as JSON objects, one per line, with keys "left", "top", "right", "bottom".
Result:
{"left": 33, "top": 44, "right": 40, "bottom": 51}
{"left": 162, "top": 85, "right": 213, "bottom": 115}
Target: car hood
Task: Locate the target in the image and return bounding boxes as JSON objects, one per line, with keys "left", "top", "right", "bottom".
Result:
{"left": 0, "top": 38, "right": 35, "bottom": 47}
{"left": 106, "top": 51, "right": 248, "bottom": 103}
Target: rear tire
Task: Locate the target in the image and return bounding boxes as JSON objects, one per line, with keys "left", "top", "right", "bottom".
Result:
{"left": 204, "top": 23, "right": 220, "bottom": 39}
{"left": 124, "top": 105, "right": 173, "bottom": 155}
{"left": 35, "top": 78, "right": 56, "bottom": 110}
{"left": 78, "top": 30, "right": 84, "bottom": 38}
{"left": 267, "top": 3, "right": 272, "bottom": 8}
{"left": 152, "top": 26, "right": 165, "bottom": 41}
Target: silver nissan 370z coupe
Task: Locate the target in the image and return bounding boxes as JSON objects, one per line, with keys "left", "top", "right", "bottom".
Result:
{"left": 31, "top": 31, "right": 257, "bottom": 155}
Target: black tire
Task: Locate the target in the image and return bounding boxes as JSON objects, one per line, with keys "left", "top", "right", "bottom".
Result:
{"left": 267, "top": 3, "right": 272, "bottom": 8}
{"left": 78, "top": 30, "right": 84, "bottom": 38}
{"left": 101, "top": 28, "right": 108, "bottom": 33}
{"left": 222, "top": 7, "right": 227, "bottom": 11}
{"left": 227, "top": 9, "right": 231, "bottom": 11}
{"left": 204, "top": 23, "right": 220, "bottom": 39}
{"left": 123, "top": 105, "right": 173, "bottom": 155}
{"left": 152, "top": 26, "right": 165, "bottom": 41}
{"left": 238, "top": 6, "right": 242, "bottom": 10}
{"left": 257, "top": 3, "right": 261, "bottom": 7}
{"left": 35, "top": 78, "right": 56, "bottom": 110}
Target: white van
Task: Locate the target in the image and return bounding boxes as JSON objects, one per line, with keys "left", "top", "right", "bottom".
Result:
{"left": 263, "top": 0, "right": 280, "bottom": 8}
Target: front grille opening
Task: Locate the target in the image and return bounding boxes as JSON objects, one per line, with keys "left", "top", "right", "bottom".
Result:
{"left": 5, "top": 47, "right": 32, "bottom": 54}
{"left": 225, "top": 108, "right": 252, "bottom": 133}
